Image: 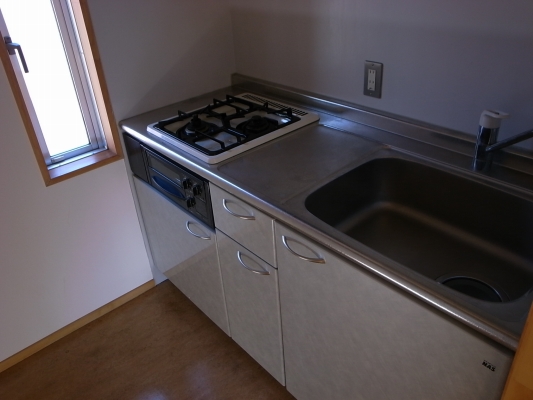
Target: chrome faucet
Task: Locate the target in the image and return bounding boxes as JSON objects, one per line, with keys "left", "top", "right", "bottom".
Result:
{"left": 472, "top": 110, "right": 533, "bottom": 171}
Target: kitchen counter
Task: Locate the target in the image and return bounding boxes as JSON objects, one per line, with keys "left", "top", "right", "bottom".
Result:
{"left": 121, "top": 74, "right": 533, "bottom": 350}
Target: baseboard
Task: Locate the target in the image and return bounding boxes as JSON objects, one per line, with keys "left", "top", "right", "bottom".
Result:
{"left": 0, "top": 280, "right": 155, "bottom": 374}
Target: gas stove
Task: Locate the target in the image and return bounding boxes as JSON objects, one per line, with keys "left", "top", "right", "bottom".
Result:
{"left": 147, "top": 93, "right": 319, "bottom": 164}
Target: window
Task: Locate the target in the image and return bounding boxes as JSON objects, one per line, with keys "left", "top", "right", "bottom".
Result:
{"left": 0, "top": 0, "right": 122, "bottom": 185}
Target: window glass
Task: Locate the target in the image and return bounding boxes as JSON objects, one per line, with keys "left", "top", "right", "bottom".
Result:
{"left": 0, "top": 0, "right": 89, "bottom": 156}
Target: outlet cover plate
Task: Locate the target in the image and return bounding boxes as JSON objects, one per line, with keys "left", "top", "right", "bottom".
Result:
{"left": 364, "top": 61, "right": 383, "bottom": 98}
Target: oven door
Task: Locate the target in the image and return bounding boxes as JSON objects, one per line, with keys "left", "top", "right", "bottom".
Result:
{"left": 124, "top": 133, "right": 214, "bottom": 228}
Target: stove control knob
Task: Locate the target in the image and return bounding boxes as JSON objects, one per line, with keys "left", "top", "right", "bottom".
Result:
{"left": 192, "top": 184, "right": 202, "bottom": 196}
{"left": 182, "top": 178, "right": 192, "bottom": 189}
{"left": 186, "top": 197, "right": 196, "bottom": 208}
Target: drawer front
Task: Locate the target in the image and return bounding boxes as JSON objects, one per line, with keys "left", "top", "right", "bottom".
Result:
{"left": 134, "top": 178, "right": 229, "bottom": 334}
{"left": 217, "top": 231, "right": 285, "bottom": 384}
{"left": 135, "top": 178, "right": 213, "bottom": 272}
{"left": 210, "top": 184, "right": 274, "bottom": 265}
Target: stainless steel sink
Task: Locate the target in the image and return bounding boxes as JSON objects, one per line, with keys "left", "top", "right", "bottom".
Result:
{"left": 305, "top": 156, "right": 533, "bottom": 303}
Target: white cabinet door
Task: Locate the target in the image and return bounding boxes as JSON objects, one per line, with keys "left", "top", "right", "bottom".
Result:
{"left": 217, "top": 231, "right": 285, "bottom": 384}
{"left": 275, "top": 222, "right": 513, "bottom": 400}
{"left": 210, "top": 184, "right": 275, "bottom": 265}
{"left": 134, "top": 178, "right": 229, "bottom": 334}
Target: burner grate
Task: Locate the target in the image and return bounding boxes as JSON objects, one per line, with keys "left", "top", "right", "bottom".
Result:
{"left": 152, "top": 94, "right": 302, "bottom": 156}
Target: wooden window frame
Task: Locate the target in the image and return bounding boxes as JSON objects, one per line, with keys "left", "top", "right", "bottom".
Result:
{"left": 0, "top": 0, "right": 122, "bottom": 186}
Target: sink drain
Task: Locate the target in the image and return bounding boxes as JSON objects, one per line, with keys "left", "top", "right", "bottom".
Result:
{"left": 437, "top": 275, "right": 508, "bottom": 302}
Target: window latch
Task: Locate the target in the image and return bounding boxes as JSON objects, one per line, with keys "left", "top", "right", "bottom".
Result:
{"left": 4, "top": 36, "right": 29, "bottom": 73}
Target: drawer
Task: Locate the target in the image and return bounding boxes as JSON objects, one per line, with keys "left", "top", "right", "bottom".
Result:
{"left": 210, "top": 184, "right": 275, "bottom": 265}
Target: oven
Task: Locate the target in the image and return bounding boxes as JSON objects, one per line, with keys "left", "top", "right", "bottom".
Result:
{"left": 123, "top": 92, "right": 319, "bottom": 229}
{"left": 123, "top": 133, "right": 214, "bottom": 229}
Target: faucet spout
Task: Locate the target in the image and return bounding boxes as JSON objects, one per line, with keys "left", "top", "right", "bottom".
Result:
{"left": 485, "top": 128, "right": 533, "bottom": 153}
{"left": 472, "top": 110, "right": 532, "bottom": 171}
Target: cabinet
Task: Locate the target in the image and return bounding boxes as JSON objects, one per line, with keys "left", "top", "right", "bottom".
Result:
{"left": 134, "top": 177, "right": 229, "bottom": 334}
{"left": 275, "top": 222, "right": 513, "bottom": 400}
{"left": 216, "top": 231, "right": 285, "bottom": 384}
{"left": 211, "top": 184, "right": 284, "bottom": 384}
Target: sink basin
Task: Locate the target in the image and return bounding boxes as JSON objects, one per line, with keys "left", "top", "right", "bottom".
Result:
{"left": 305, "top": 156, "right": 533, "bottom": 303}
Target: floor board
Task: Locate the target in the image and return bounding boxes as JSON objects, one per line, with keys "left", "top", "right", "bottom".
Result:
{"left": 0, "top": 281, "right": 295, "bottom": 400}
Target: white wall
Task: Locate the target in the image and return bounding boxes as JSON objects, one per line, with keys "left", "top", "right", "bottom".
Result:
{"left": 0, "top": 0, "right": 236, "bottom": 362}
{"left": 86, "top": 0, "right": 236, "bottom": 119}
{"left": 230, "top": 0, "right": 533, "bottom": 148}
{"left": 0, "top": 59, "right": 152, "bottom": 362}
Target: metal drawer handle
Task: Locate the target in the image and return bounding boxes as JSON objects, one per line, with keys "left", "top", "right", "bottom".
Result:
{"left": 185, "top": 221, "right": 211, "bottom": 240}
{"left": 281, "top": 236, "right": 326, "bottom": 264}
{"left": 237, "top": 251, "right": 270, "bottom": 275}
{"left": 222, "top": 198, "right": 255, "bottom": 220}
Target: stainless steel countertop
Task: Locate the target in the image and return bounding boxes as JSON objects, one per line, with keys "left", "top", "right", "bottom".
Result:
{"left": 120, "top": 75, "right": 533, "bottom": 350}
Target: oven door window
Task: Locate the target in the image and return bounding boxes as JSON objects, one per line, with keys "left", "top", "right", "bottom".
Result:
{"left": 148, "top": 168, "right": 187, "bottom": 206}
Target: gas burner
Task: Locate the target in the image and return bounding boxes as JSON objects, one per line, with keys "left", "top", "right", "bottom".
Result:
{"left": 147, "top": 93, "right": 319, "bottom": 164}
{"left": 184, "top": 115, "right": 211, "bottom": 136}
{"left": 237, "top": 115, "right": 278, "bottom": 135}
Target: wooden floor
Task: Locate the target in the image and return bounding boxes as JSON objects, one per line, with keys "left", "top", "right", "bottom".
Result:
{"left": 0, "top": 281, "right": 295, "bottom": 400}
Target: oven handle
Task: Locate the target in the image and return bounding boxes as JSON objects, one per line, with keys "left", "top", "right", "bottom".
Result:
{"left": 281, "top": 235, "right": 326, "bottom": 264}
{"left": 185, "top": 221, "right": 211, "bottom": 240}
{"left": 237, "top": 251, "right": 270, "bottom": 275}
{"left": 222, "top": 199, "right": 255, "bottom": 220}
{"left": 152, "top": 174, "right": 186, "bottom": 200}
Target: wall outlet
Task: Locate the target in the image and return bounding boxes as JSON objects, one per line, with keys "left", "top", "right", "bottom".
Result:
{"left": 364, "top": 61, "right": 383, "bottom": 98}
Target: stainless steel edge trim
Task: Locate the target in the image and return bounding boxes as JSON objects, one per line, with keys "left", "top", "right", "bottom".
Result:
{"left": 231, "top": 73, "right": 472, "bottom": 141}
{"left": 237, "top": 251, "right": 270, "bottom": 275}
{"left": 185, "top": 221, "right": 211, "bottom": 240}
{"left": 222, "top": 198, "right": 255, "bottom": 220}
{"left": 232, "top": 73, "right": 533, "bottom": 165}
{"left": 282, "top": 235, "right": 326, "bottom": 264}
